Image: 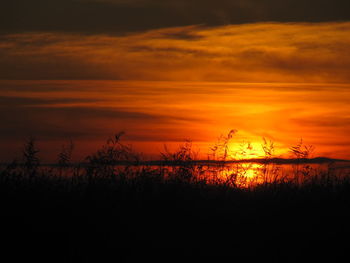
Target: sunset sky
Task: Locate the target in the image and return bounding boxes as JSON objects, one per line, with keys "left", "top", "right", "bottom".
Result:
{"left": 1, "top": 0, "right": 350, "bottom": 161}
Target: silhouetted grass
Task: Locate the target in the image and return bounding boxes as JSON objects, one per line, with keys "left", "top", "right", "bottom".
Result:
{"left": 1, "top": 133, "right": 350, "bottom": 262}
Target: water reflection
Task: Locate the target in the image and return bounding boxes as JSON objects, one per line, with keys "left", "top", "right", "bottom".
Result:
{"left": 185, "top": 161, "right": 350, "bottom": 188}
{"left": 2, "top": 161, "right": 349, "bottom": 188}
{"left": 220, "top": 162, "right": 350, "bottom": 187}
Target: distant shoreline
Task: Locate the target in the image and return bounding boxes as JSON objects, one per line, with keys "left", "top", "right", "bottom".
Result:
{"left": 2, "top": 157, "right": 349, "bottom": 167}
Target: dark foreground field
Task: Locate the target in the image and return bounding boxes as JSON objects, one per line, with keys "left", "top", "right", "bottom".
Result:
{"left": 1, "top": 135, "right": 350, "bottom": 263}
{"left": 1, "top": 165, "right": 350, "bottom": 263}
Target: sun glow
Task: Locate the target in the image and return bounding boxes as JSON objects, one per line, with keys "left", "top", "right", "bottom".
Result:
{"left": 218, "top": 163, "right": 268, "bottom": 188}
{"left": 227, "top": 141, "right": 272, "bottom": 160}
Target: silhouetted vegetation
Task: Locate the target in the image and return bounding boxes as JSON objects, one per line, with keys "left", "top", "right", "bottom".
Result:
{"left": 1, "top": 132, "right": 350, "bottom": 262}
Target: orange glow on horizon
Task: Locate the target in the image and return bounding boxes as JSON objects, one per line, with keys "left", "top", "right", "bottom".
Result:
{"left": 1, "top": 80, "right": 349, "bottom": 162}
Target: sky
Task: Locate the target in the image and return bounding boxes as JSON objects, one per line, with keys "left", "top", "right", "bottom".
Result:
{"left": 1, "top": 1, "right": 350, "bottom": 161}
{"left": 2, "top": 0, "right": 350, "bottom": 34}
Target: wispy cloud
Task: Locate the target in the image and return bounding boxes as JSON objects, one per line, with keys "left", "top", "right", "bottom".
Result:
{"left": 1, "top": 23, "right": 350, "bottom": 83}
{"left": 0, "top": 93, "right": 207, "bottom": 142}
{"left": 1, "top": 80, "right": 349, "bottom": 160}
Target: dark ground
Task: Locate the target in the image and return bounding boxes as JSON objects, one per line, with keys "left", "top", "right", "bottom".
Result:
{"left": 1, "top": 173, "right": 350, "bottom": 263}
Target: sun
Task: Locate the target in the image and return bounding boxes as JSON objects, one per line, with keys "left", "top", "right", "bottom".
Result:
{"left": 227, "top": 141, "right": 269, "bottom": 160}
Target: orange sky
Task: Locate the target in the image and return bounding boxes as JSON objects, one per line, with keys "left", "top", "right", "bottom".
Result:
{"left": 2, "top": 22, "right": 350, "bottom": 82}
{"left": 1, "top": 80, "right": 349, "bottom": 161}
{"left": 1, "top": 22, "right": 350, "bottom": 161}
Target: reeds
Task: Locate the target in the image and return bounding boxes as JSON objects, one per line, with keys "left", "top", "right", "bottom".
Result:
{"left": 1, "top": 131, "right": 348, "bottom": 191}
{"left": 1, "top": 132, "right": 349, "bottom": 262}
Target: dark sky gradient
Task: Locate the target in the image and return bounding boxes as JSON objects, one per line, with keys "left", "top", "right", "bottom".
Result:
{"left": 2, "top": 0, "right": 350, "bottom": 34}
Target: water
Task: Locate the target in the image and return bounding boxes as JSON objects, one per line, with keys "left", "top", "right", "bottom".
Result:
{"left": 3, "top": 161, "right": 348, "bottom": 188}
{"left": 177, "top": 161, "right": 350, "bottom": 187}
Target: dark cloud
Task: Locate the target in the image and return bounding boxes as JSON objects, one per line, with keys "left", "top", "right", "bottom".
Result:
{"left": 1, "top": 0, "right": 350, "bottom": 34}
{"left": 0, "top": 102, "right": 204, "bottom": 140}
{"left": 157, "top": 27, "right": 204, "bottom": 40}
{"left": 128, "top": 45, "right": 212, "bottom": 57}
{"left": 0, "top": 80, "right": 122, "bottom": 92}
{"left": 291, "top": 116, "right": 350, "bottom": 128}
{"left": 0, "top": 96, "right": 101, "bottom": 106}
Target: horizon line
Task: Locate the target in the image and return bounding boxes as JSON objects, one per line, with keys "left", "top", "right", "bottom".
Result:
{"left": 2, "top": 157, "right": 349, "bottom": 167}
